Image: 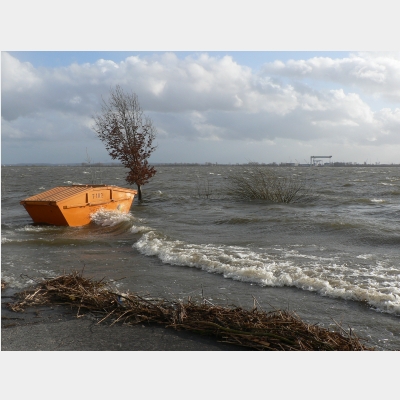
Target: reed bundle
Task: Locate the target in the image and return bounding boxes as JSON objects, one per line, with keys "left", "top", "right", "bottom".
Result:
{"left": 7, "top": 271, "right": 374, "bottom": 351}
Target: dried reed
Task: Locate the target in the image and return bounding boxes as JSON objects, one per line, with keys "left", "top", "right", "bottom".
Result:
{"left": 7, "top": 271, "right": 374, "bottom": 351}
{"left": 226, "top": 165, "right": 314, "bottom": 203}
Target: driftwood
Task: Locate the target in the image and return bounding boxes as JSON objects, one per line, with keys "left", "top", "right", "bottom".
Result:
{"left": 7, "top": 271, "right": 374, "bottom": 351}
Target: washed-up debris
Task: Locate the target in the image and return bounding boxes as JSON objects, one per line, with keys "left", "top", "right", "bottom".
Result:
{"left": 7, "top": 271, "right": 374, "bottom": 351}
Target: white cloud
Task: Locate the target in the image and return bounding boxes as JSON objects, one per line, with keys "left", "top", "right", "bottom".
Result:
{"left": 1, "top": 52, "right": 41, "bottom": 91}
{"left": 261, "top": 52, "right": 400, "bottom": 102}
{"left": 2, "top": 51, "right": 400, "bottom": 164}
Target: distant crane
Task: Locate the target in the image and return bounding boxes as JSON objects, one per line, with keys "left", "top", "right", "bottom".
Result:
{"left": 310, "top": 156, "right": 332, "bottom": 166}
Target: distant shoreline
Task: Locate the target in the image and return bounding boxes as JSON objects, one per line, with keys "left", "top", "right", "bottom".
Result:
{"left": 3, "top": 163, "right": 400, "bottom": 167}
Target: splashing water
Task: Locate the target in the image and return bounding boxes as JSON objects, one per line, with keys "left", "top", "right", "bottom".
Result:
{"left": 90, "top": 208, "right": 134, "bottom": 227}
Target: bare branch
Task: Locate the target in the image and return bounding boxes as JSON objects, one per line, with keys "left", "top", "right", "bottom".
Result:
{"left": 92, "top": 85, "right": 157, "bottom": 201}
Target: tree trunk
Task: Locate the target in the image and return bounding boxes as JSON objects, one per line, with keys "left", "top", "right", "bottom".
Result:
{"left": 137, "top": 184, "right": 142, "bottom": 201}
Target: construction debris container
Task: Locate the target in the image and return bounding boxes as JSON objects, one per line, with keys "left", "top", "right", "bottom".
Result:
{"left": 20, "top": 185, "right": 137, "bottom": 226}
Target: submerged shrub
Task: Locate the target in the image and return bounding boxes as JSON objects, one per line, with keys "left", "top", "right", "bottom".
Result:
{"left": 195, "top": 176, "right": 214, "bottom": 199}
{"left": 226, "top": 165, "right": 314, "bottom": 204}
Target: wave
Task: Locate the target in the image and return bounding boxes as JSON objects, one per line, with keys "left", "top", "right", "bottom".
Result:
{"left": 3, "top": 210, "right": 137, "bottom": 244}
{"left": 1, "top": 236, "right": 106, "bottom": 246}
{"left": 15, "top": 225, "right": 63, "bottom": 233}
{"left": 90, "top": 208, "right": 135, "bottom": 227}
{"left": 133, "top": 230, "right": 400, "bottom": 315}
{"left": 214, "top": 217, "right": 263, "bottom": 225}
{"left": 2, "top": 269, "right": 60, "bottom": 290}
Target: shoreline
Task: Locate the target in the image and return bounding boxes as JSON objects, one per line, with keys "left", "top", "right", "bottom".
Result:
{"left": 1, "top": 286, "right": 243, "bottom": 351}
{"left": 1, "top": 274, "right": 375, "bottom": 351}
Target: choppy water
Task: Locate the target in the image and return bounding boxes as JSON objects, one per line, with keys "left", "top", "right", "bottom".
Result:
{"left": 1, "top": 165, "right": 400, "bottom": 350}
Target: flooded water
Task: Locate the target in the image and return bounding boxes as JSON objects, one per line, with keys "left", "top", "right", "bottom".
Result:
{"left": 1, "top": 165, "right": 400, "bottom": 350}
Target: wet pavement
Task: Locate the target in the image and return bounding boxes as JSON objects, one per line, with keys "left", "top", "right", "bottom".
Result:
{"left": 1, "top": 288, "right": 244, "bottom": 351}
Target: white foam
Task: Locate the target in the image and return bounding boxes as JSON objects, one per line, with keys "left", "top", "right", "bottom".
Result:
{"left": 130, "top": 225, "right": 151, "bottom": 234}
{"left": 357, "top": 254, "right": 374, "bottom": 260}
{"left": 2, "top": 269, "right": 59, "bottom": 289}
{"left": 90, "top": 208, "right": 133, "bottom": 226}
{"left": 16, "top": 225, "right": 60, "bottom": 233}
{"left": 133, "top": 231, "right": 400, "bottom": 315}
{"left": 371, "top": 198, "right": 384, "bottom": 203}
{"left": 284, "top": 249, "right": 337, "bottom": 262}
{"left": 1, "top": 275, "right": 35, "bottom": 289}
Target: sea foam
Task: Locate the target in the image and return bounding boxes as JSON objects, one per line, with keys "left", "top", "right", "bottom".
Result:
{"left": 133, "top": 230, "right": 400, "bottom": 315}
{"left": 90, "top": 208, "right": 134, "bottom": 227}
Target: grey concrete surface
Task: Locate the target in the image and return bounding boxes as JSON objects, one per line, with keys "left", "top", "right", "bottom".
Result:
{"left": 1, "top": 291, "right": 244, "bottom": 351}
{"left": 2, "top": 318, "right": 244, "bottom": 351}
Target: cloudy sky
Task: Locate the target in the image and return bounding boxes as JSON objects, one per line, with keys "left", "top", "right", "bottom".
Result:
{"left": 2, "top": 3, "right": 399, "bottom": 165}
{"left": 2, "top": 50, "right": 400, "bottom": 165}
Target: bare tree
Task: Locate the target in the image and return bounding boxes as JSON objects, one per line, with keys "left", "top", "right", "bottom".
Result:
{"left": 92, "top": 85, "right": 157, "bottom": 201}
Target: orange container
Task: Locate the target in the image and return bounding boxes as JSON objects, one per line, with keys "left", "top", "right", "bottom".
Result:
{"left": 20, "top": 185, "right": 137, "bottom": 227}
